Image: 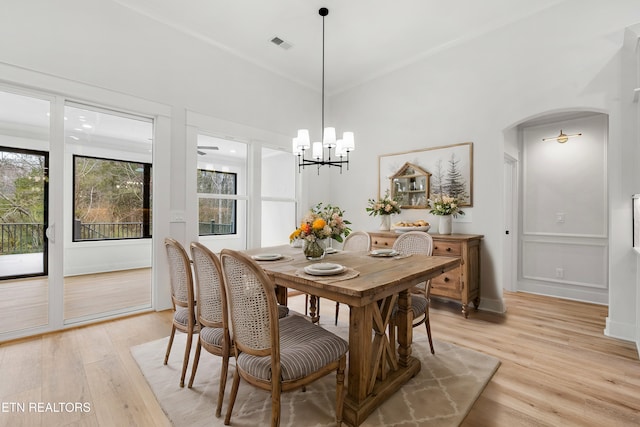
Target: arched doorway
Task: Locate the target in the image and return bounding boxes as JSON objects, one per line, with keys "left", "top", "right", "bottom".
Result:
{"left": 504, "top": 111, "right": 609, "bottom": 304}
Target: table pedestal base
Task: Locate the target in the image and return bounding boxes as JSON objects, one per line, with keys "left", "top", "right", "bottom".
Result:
{"left": 342, "top": 356, "right": 421, "bottom": 426}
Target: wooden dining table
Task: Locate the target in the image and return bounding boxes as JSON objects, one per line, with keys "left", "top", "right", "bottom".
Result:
{"left": 244, "top": 244, "right": 460, "bottom": 427}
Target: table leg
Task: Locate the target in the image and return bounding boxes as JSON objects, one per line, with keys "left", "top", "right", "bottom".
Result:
{"left": 396, "top": 289, "right": 413, "bottom": 367}
{"left": 309, "top": 295, "right": 319, "bottom": 323}
{"left": 274, "top": 285, "right": 288, "bottom": 306}
{"left": 342, "top": 292, "right": 420, "bottom": 426}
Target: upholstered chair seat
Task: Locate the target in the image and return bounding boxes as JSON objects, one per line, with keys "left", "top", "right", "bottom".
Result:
{"left": 237, "top": 315, "right": 348, "bottom": 382}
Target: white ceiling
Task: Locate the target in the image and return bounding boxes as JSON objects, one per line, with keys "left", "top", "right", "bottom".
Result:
{"left": 112, "top": 0, "right": 565, "bottom": 94}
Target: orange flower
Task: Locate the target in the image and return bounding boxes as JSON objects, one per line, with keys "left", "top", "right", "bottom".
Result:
{"left": 312, "top": 218, "right": 326, "bottom": 230}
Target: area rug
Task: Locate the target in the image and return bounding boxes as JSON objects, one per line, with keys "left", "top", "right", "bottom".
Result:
{"left": 131, "top": 325, "right": 499, "bottom": 427}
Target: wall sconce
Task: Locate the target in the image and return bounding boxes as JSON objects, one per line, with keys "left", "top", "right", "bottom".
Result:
{"left": 542, "top": 129, "right": 582, "bottom": 143}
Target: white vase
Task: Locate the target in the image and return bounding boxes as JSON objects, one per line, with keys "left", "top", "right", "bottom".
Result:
{"left": 379, "top": 215, "right": 391, "bottom": 231}
{"left": 438, "top": 215, "right": 452, "bottom": 235}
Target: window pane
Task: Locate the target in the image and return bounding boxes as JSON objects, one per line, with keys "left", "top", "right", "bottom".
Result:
{"left": 0, "top": 148, "right": 48, "bottom": 277}
{"left": 261, "top": 147, "right": 295, "bottom": 198}
{"left": 261, "top": 201, "right": 295, "bottom": 247}
{"left": 197, "top": 169, "right": 237, "bottom": 195}
{"left": 197, "top": 135, "right": 247, "bottom": 196}
{"left": 199, "top": 198, "right": 236, "bottom": 235}
{"left": 73, "top": 156, "right": 152, "bottom": 241}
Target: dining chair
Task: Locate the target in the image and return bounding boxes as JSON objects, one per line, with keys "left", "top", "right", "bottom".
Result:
{"left": 220, "top": 249, "right": 348, "bottom": 427}
{"left": 187, "top": 242, "right": 233, "bottom": 417}
{"left": 164, "top": 237, "right": 199, "bottom": 387}
{"left": 332, "top": 231, "right": 372, "bottom": 324}
{"left": 391, "top": 231, "right": 435, "bottom": 354}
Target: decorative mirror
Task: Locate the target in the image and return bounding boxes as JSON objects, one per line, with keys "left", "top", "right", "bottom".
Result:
{"left": 390, "top": 162, "right": 431, "bottom": 209}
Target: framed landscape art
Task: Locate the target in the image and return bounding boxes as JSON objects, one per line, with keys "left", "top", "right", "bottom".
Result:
{"left": 378, "top": 142, "right": 473, "bottom": 207}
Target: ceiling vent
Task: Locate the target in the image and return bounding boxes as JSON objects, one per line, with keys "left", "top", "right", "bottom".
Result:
{"left": 270, "top": 36, "right": 292, "bottom": 50}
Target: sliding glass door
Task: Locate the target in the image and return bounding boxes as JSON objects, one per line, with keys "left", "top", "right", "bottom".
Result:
{"left": 0, "top": 90, "right": 51, "bottom": 335}
{"left": 0, "top": 87, "right": 155, "bottom": 337}
{"left": 63, "top": 103, "right": 153, "bottom": 323}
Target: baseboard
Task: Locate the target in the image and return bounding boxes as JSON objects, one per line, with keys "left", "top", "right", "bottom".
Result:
{"left": 478, "top": 296, "right": 507, "bottom": 314}
{"left": 604, "top": 316, "right": 637, "bottom": 343}
{"left": 518, "top": 280, "right": 608, "bottom": 305}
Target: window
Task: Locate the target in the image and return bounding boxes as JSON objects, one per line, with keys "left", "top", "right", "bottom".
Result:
{"left": 197, "top": 169, "right": 237, "bottom": 235}
{"left": 73, "top": 155, "right": 152, "bottom": 241}
{"left": 261, "top": 147, "right": 297, "bottom": 246}
{"left": 196, "top": 135, "right": 247, "bottom": 238}
{"left": 66, "top": 103, "right": 153, "bottom": 242}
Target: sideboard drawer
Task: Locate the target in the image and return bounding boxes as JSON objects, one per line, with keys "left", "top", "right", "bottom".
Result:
{"left": 432, "top": 241, "right": 462, "bottom": 257}
{"left": 371, "top": 235, "right": 396, "bottom": 249}
{"left": 431, "top": 267, "right": 461, "bottom": 298}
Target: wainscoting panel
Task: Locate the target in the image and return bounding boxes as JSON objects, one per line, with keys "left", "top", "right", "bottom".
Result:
{"left": 522, "top": 240, "right": 608, "bottom": 289}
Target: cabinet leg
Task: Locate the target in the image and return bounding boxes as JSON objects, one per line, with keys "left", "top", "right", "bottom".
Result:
{"left": 473, "top": 297, "right": 480, "bottom": 310}
{"left": 462, "top": 303, "right": 469, "bottom": 318}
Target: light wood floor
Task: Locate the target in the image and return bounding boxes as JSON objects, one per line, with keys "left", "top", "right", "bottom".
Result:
{"left": 0, "top": 291, "right": 638, "bottom": 426}
{"left": 0, "top": 269, "right": 151, "bottom": 334}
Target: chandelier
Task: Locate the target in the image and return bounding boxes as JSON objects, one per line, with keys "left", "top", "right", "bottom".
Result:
{"left": 292, "top": 7, "right": 354, "bottom": 173}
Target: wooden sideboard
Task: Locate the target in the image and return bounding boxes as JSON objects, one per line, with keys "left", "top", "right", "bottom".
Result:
{"left": 369, "top": 231, "right": 483, "bottom": 318}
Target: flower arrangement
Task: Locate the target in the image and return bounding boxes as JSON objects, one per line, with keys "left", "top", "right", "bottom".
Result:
{"left": 429, "top": 194, "right": 465, "bottom": 217}
{"left": 313, "top": 202, "right": 351, "bottom": 243}
{"left": 366, "top": 190, "right": 401, "bottom": 216}
{"left": 290, "top": 203, "right": 351, "bottom": 243}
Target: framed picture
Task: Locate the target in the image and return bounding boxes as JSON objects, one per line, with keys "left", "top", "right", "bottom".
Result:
{"left": 378, "top": 142, "right": 473, "bottom": 207}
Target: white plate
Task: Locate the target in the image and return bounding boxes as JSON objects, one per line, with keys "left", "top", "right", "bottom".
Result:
{"left": 311, "top": 262, "right": 341, "bottom": 270}
{"left": 304, "top": 263, "right": 345, "bottom": 276}
{"left": 394, "top": 225, "right": 430, "bottom": 233}
{"left": 370, "top": 249, "right": 400, "bottom": 257}
{"left": 252, "top": 253, "right": 283, "bottom": 261}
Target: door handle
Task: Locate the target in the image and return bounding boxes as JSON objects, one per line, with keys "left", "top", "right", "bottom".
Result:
{"left": 46, "top": 224, "right": 55, "bottom": 243}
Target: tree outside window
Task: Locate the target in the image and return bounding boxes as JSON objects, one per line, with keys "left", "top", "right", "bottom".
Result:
{"left": 73, "top": 155, "right": 152, "bottom": 241}
{"left": 0, "top": 149, "right": 47, "bottom": 254}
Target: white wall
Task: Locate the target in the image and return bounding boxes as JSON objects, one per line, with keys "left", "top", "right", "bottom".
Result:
{"left": 327, "top": 0, "right": 640, "bottom": 340}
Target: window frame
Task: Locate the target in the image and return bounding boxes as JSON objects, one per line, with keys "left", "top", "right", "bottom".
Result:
{"left": 197, "top": 168, "right": 238, "bottom": 236}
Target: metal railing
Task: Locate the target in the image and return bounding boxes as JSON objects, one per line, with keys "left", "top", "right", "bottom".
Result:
{"left": 198, "top": 221, "right": 234, "bottom": 235}
{"left": 74, "top": 219, "right": 144, "bottom": 240}
{"left": 0, "top": 223, "right": 44, "bottom": 255}
{"left": 1, "top": 220, "right": 150, "bottom": 255}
